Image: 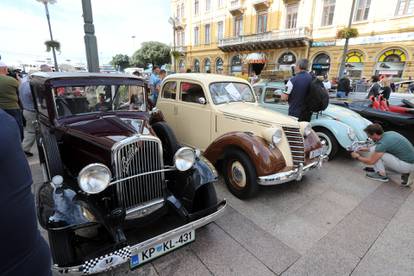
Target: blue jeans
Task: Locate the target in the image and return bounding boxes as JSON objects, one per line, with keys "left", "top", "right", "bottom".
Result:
{"left": 337, "top": 91, "right": 347, "bottom": 98}
{"left": 4, "top": 109, "right": 24, "bottom": 141}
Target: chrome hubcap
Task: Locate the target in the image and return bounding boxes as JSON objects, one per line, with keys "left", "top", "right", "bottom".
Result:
{"left": 231, "top": 161, "right": 246, "bottom": 188}
{"left": 317, "top": 132, "right": 332, "bottom": 156}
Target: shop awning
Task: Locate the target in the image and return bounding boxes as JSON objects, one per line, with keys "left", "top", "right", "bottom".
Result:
{"left": 244, "top": 53, "right": 267, "bottom": 64}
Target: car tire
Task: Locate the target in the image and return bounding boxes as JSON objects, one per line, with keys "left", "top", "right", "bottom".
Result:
{"left": 48, "top": 229, "right": 76, "bottom": 267}
{"left": 152, "top": 121, "right": 180, "bottom": 166}
{"left": 192, "top": 182, "right": 218, "bottom": 212}
{"left": 42, "top": 131, "right": 64, "bottom": 178}
{"left": 224, "top": 149, "right": 258, "bottom": 199}
{"left": 314, "top": 128, "right": 339, "bottom": 160}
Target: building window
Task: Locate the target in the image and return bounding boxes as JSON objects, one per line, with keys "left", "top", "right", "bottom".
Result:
{"left": 194, "top": 27, "right": 199, "bottom": 45}
{"left": 346, "top": 50, "right": 364, "bottom": 79}
{"left": 257, "top": 11, "right": 268, "bottom": 33}
{"left": 312, "top": 53, "right": 331, "bottom": 75}
{"left": 205, "top": 24, "right": 211, "bottom": 44}
{"left": 181, "top": 31, "right": 185, "bottom": 46}
{"left": 181, "top": 3, "right": 185, "bottom": 17}
{"left": 217, "top": 21, "right": 224, "bottom": 40}
{"left": 376, "top": 48, "right": 407, "bottom": 78}
{"left": 177, "top": 32, "right": 181, "bottom": 46}
{"left": 286, "top": 4, "right": 298, "bottom": 29}
{"left": 206, "top": 0, "right": 211, "bottom": 11}
{"left": 179, "top": 60, "right": 185, "bottom": 70}
{"left": 194, "top": 0, "right": 199, "bottom": 15}
{"left": 321, "top": 0, "right": 335, "bottom": 26}
{"left": 204, "top": 58, "right": 211, "bottom": 72}
{"left": 177, "top": 4, "right": 180, "bottom": 17}
{"left": 354, "top": 0, "right": 370, "bottom": 21}
{"left": 395, "top": 0, "right": 414, "bottom": 15}
{"left": 231, "top": 55, "right": 242, "bottom": 73}
{"left": 234, "top": 16, "right": 243, "bottom": 36}
{"left": 194, "top": 59, "right": 200, "bottom": 72}
{"left": 216, "top": 58, "right": 224, "bottom": 73}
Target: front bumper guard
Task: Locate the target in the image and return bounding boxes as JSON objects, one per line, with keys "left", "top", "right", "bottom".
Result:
{"left": 257, "top": 155, "right": 327, "bottom": 186}
{"left": 53, "top": 200, "right": 227, "bottom": 275}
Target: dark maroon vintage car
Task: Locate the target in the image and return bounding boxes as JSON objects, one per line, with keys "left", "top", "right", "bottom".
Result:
{"left": 31, "top": 72, "right": 226, "bottom": 274}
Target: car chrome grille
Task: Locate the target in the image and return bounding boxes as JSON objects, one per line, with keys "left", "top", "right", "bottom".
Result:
{"left": 113, "top": 136, "right": 164, "bottom": 210}
{"left": 283, "top": 127, "right": 305, "bottom": 166}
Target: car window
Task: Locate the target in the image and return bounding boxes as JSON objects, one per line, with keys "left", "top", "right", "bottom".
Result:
{"left": 253, "top": 86, "right": 262, "bottom": 98}
{"left": 180, "top": 82, "right": 206, "bottom": 104}
{"left": 209, "top": 82, "right": 255, "bottom": 105}
{"left": 264, "top": 87, "right": 283, "bottom": 104}
{"left": 162, "top": 81, "right": 177, "bottom": 100}
{"left": 53, "top": 84, "right": 146, "bottom": 118}
{"left": 32, "top": 85, "right": 49, "bottom": 118}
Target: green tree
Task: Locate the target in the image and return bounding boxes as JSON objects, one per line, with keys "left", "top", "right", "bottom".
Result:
{"left": 131, "top": 41, "right": 171, "bottom": 67}
{"left": 110, "top": 54, "right": 130, "bottom": 71}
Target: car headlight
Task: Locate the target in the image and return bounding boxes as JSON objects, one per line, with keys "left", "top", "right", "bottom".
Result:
{"left": 347, "top": 127, "right": 357, "bottom": 141}
{"left": 174, "top": 147, "right": 196, "bottom": 171}
{"left": 304, "top": 124, "right": 313, "bottom": 137}
{"left": 272, "top": 128, "right": 283, "bottom": 145}
{"left": 78, "top": 163, "right": 112, "bottom": 194}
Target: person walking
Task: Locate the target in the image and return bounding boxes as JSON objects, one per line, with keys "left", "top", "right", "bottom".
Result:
{"left": 322, "top": 75, "right": 331, "bottom": 91}
{"left": 0, "top": 109, "right": 52, "bottom": 276}
{"left": 149, "top": 66, "right": 161, "bottom": 105}
{"left": 281, "top": 59, "right": 312, "bottom": 120}
{"left": 351, "top": 123, "right": 414, "bottom": 186}
{"left": 336, "top": 75, "right": 352, "bottom": 98}
{"left": 20, "top": 64, "right": 51, "bottom": 157}
{"left": 0, "top": 61, "right": 23, "bottom": 140}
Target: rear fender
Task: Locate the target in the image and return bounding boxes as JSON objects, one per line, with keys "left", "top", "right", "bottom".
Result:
{"left": 204, "top": 131, "right": 286, "bottom": 176}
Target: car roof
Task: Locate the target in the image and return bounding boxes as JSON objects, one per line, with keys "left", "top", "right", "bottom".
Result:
{"left": 163, "top": 73, "right": 250, "bottom": 84}
{"left": 254, "top": 80, "right": 285, "bottom": 87}
{"left": 31, "top": 72, "right": 143, "bottom": 80}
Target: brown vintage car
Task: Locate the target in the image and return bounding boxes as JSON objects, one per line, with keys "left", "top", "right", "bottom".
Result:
{"left": 31, "top": 72, "right": 225, "bottom": 274}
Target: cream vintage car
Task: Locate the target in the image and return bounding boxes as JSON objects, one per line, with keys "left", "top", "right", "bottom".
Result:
{"left": 155, "top": 73, "right": 326, "bottom": 198}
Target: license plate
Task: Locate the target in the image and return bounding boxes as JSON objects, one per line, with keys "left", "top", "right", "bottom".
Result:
{"left": 130, "top": 230, "right": 195, "bottom": 269}
{"left": 310, "top": 148, "right": 323, "bottom": 159}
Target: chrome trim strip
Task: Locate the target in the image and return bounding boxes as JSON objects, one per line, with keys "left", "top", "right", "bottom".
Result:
{"left": 51, "top": 200, "right": 227, "bottom": 275}
{"left": 257, "top": 155, "right": 327, "bottom": 186}
{"left": 109, "top": 168, "right": 176, "bottom": 186}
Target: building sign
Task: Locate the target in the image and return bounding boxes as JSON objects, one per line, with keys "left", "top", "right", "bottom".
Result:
{"left": 311, "top": 41, "right": 336, "bottom": 47}
{"left": 337, "top": 32, "right": 414, "bottom": 46}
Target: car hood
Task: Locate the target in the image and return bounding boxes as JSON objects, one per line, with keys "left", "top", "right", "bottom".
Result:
{"left": 215, "top": 102, "right": 299, "bottom": 127}
{"left": 323, "top": 104, "right": 370, "bottom": 140}
{"left": 62, "top": 114, "right": 149, "bottom": 149}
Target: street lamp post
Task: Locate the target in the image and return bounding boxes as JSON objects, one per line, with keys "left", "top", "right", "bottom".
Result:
{"left": 168, "top": 17, "right": 177, "bottom": 73}
{"left": 37, "top": 0, "right": 59, "bottom": 71}
{"left": 81, "top": 0, "right": 100, "bottom": 72}
{"left": 338, "top": 0, "right": 357, "bottom": 79}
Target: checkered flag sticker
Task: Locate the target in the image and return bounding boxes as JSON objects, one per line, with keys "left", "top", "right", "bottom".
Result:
{"left": 81, "top": 246, "right": 131, "bottom": 275}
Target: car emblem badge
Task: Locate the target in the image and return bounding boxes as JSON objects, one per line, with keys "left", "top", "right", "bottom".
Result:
{"left": 121, "top": 145, "right": 139, "bottom": 174}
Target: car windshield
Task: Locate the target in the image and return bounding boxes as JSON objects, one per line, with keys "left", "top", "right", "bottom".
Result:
{"left": 53, "top": 85, "right": 146, "bottom": 117}
{"left": 209, "top": 82, "right": 255, "bottom": 104}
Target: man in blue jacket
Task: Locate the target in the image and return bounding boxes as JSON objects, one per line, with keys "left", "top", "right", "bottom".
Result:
{"left": 0, "top": 109, "right": 52, "bottom": 276}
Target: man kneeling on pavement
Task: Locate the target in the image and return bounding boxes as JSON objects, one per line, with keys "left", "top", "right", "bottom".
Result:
{"left": 351, "top": 123, "right": 414, "bottom": 186}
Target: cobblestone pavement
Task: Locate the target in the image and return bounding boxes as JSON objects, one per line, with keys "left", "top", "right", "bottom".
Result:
{"left": 29, "top": 151, "right": 414, "bottom": 276}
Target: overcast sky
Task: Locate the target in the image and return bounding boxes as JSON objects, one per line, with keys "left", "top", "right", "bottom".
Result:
{"left": 0, "top": 0, "right": 172, "bottom": 66}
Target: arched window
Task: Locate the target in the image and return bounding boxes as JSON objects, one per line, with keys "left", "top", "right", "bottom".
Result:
{"left": 278, "top": 52, "right": 296, "bottom": 65}
{"left": 216, "top": 58, "right": 223, "bottom": 73}
{"left": 346, "top": 50, "right": 364, "bottom": 79}
{"left": 230, "top": 55, "right": 242, "bottom": 73}
{"left": 204, "top": 58, "right": 211, "bottom": 72}
{"left": 194, "top": 59, "right": 200, "bottom": 72}
{"left": 179, "top": 59, "right": 185, "bottom": 69}
{"left": 346, "top": 50, "right": 364, "bottom": 63}
{"left": 312, "top": 53, "right": 330, "bottom": 75}
{"left": 375, "top": 48, "right": 406, "bottom": 78}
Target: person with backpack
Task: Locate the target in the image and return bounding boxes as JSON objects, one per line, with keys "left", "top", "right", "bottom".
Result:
{"left": 301, "top": 75, "right": 330, "bottom": 121}
{"left": 281, "top": 59, "right": 313, "bottom": 121}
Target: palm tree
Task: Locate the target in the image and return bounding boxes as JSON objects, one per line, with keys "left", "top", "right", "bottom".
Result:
{"left": 36, "top": 0, "right": 59, "bottom": 71}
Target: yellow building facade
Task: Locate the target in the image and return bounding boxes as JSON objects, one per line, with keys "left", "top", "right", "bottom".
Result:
{"left": 171, "top": 0, "right": 414, "bottom": 80}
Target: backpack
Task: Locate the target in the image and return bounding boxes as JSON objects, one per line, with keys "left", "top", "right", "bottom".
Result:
{"left": 305, "top": 78, "right": 329, "bottom": 112}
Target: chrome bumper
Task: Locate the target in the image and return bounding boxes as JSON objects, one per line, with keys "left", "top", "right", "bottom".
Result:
{"left": 53, "top": 200, "right": 227, "bottom": 275}
{"left": 257, "top": 155, "right": 327, "bottom": 186}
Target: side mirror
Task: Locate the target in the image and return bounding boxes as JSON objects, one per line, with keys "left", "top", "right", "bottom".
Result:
{"left": 198, "top": 97, "right": 206, "bottom": 105}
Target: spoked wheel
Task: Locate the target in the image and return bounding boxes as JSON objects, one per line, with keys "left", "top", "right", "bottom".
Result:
{"left": 315, "top": 128, "right": 339, "bottom": 160}
{"left": 224, "top": 149, "right": 258, "bottom": 199}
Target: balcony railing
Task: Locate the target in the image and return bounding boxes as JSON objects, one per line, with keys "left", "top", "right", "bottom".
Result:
{"left": 219, "top": 27, "right": 311, "bottom": 47}
{"left": 229, "top": 0, "right": 245, "bottom": 15}
{"left": 175, "top": 46, "right": 187, "bottom": 53}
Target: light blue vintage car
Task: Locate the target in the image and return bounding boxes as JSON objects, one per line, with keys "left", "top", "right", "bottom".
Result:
{"left": 253, "top": 81, "right": 371, "bottom": 159}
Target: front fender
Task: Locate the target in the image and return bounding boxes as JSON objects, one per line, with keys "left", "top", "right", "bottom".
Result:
{"left": 311, "top": 119, "right": 355, "bottom": 149}
{"left": 37, "top": 182, "right": 95, "bottom": 230}
{"left": 204, "top": 131, "right": 286, "bottom": 176}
